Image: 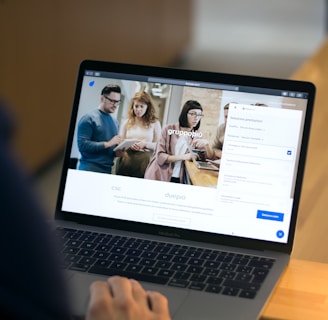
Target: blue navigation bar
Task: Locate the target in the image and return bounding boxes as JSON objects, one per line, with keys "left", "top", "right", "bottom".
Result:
{"left": 257, "top": 210, "right": 284, "bottom": 222}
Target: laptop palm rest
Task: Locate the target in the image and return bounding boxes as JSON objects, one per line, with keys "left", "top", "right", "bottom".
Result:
{"left": 67, "top": 271, "right": 189, "bottom": 317}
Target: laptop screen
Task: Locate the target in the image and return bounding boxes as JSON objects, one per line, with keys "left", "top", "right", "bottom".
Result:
{"left": 58, "top": 60, "right": 314, "bottom": 248}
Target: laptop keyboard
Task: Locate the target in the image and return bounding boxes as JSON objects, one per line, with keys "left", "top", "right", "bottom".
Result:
{"left": 57, "top": 227, "right": 275, "bottom": 299}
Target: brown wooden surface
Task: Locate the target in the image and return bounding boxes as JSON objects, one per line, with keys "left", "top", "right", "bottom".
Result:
{"left": 288, "top": 38, "right": 328, "bottom": 264}
{"left": 184, "top": 160, "right": 219, "bottom": 187}
{"left": 261, "top": 259, "right": 328, "bottom": 320}
{"left": 261, "top": 38, "right": 328, "bottom": 320}
{"left": 0, "top": 0, "right": 192, "bottom": 171}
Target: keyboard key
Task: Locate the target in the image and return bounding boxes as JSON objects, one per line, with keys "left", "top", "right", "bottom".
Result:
{"left": 220, "top": 271, "right": 236, "bottom": 279}
{"left": 203, "top": 268, "right": 220, "bottom": 277}
{"left": 126, "top": 264, "right": 143, "bottom": 273}
{"left": 94, "top": 236, "right": 110, "bottom": 244}
{"left": 169, "top": 248, "right": 187, "bottom": 256}
{"left": 216, "top": 255, "right": 233, "bottom": 263}
{"left": 78, "top": 249, "right": 95, "bottom": 257}
{"left": 70, "top": 263, "right": 91, "bottom": 272}
{"left": 63, "top": 247, "right": 79, "bottom": 254}
{"left": 168, "top": 279, "right": 189, "bottom": 288}
{"left": 81, "top": 242, "right": 97, "bottom": 249}
{"left": 141, "top": 252, "right": 158, "bottom": 259}
{"left": 124, "top": 256, "right": 141, "bottom": 264}
{"left": 248, "top": 260, "right": 273, "bottom": 269}
{"left": 171, "top": 263, "right": 188, "bottom": 272}
{"left": 200, "top": 252, "right": 217, "bottom": 260}
{"left": 110, "top": 247, "right": 127, "bottom": 254}
{"left": 253, "top": 268, "right": 269, "bottom": 278}
{"left": 64, "top": 254, "right": 80, "bottom": 263}
{"left": 190, "top": 274, "right": 207, "bottom": 282}
{"left": 157, "top": 253, "right": 173, "bottom": 261}
{"left": 173, "top": 272, "right": 190, "bottom": 280}
{"left": 63, "top": 232, "right": 81, "bottom": 240}
{"left": 139, "top": 258, "right": 156, "bottom": 267}
{"left": 66, "top": 240, "right": 82, "bottom": 247}
{"left": 222, "top": 287, "right": 239, "bottom": 296}
{"left": 239, "top": 290, "right": 257, "bottom": 299}
{"left": 157, "top": 269, "right": 175, "bottom": 278}
{"left": 124, "top": 241, "right": 141, "bottom": 249}
{"left": 95, "top": 259, "right": 111, "bottom": 268}
{"left": 223, "top": 279, "right": 260, "bottom": 292}
{"left": 189, "top": 258, "right": 205, "bottom": 266}
{"left": 138, "top": 243, "right": 156, "bottom": 251}
{"left": 154, "top": 245, "right": 170, "bottom": 253}
{"left": 80, "top": 257, "right": 97, "bottom": 265}
{"left": 80, "top": 234, "right": 96, "bottom": 242}
{"left": 155, "top": 261, "right": 172, "bottom": 269}
{"left": 110, "top": 262, "right": 128, "bottom": 270}
{"left": 95, "top": 244, "right": 111, "bottom": 252}
{"left": 189, "top": 282, "right": 206, "bottom": 291}
{"left": 235, "top": 273, "right": 252, "bottom": 282}
{"left": 221, "top": 263, "right": 236, "bottom": 271}
{"left": 126, "top": 249, "right": 142, "bottom": 256}
{"left": 108, "top": 238, "right": 125, "bottom": 246}
{"left": 138, "top": 242, "right": 156, "bottom": 251}
{"left": 185, "top": 250, "right": 201, "bottom": 258}
{"left": 204, "top": 260, "right": 220, "bottom": 268}
{"left": 108, "top": 253, "right": 125, "bottom": 261}
{"left": 206, "top": 277, "right": 223, "bottom": 285}
{"left": 93, "top": 252, "right": 109, "bottom": 259}
{"left": 236, "top": 265, "right": 253, "bottom": 273}
{"left": 187, "top": 266, "right": 203, "bottom": 274}
{"left": 206, "top": 285, "right": 222, "bottom": 294}
{"left": 172, "top": 256, "right": 189, "bottom": 264}
{"left": 142, "top": 267, "right": 159, "bottom": 275}
{"left": 232, "top": 257, "right": 249, "bottom": 265}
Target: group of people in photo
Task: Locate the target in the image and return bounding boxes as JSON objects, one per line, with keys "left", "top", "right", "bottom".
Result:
{"left": 77, "top": 83, "right": 229, "bottom": 184}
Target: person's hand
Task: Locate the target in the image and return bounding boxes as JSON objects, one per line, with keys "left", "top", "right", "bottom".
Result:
{"left": 183, "top": 152, "right": 198, "bottom": 161}
{"left": 86, "top": 276, "right": 171, "bottom": 320}
{"left": 193, "top": 138, "right": 216, "bottom": 159}
{"left": 115, "top": 149, "right": 124, "bottom": 157}
{"left": 110, "top": 135, "right": 122, "bottom": 146}
{"left": 192, "top": 138, "right": 209, "bottom": 149}
{"left": 105, "top": 135, "right": 122, "bottom": 148}
{"left": 130, "top": 141, "right": 146, "bottom": 151}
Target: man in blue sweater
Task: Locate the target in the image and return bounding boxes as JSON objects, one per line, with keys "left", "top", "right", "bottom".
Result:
{"left": 77, "top": 84, "right": 122, "bottom": 173}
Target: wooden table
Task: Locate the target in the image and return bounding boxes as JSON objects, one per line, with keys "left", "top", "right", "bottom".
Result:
{"left": 261, "top": 38, "right": 328, "bottom": 319}
{"left": 261, "top": 259, "right": 328, "bottom": 320}
{"left": 184, "top": 160, "right": 219, "bottom": 187}
{"left": 288, "top": 38, "right": 328, "bottom": 263}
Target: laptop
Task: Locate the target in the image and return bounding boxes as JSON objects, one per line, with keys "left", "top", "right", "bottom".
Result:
{"left": 55, "top": 60, "right": 315, "bottom": 319}
{"left": 193, "top": 159, "right": 219, "bottom": 171}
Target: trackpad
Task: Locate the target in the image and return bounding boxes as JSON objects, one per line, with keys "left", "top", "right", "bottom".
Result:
{"left": 67, "top": 273, "right": 189, "bottom": 318}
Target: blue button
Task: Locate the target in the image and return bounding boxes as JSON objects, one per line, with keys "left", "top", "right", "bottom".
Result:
{"left": 276, "top": 230, "right": 285, "bottom": 238}
{"left": 257, "top": 210, "right": 284, "bottom": 222}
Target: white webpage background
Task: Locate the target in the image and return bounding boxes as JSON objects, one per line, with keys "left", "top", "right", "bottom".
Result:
{"left": 217, "top": 104, "right": 303, "bottom": 242}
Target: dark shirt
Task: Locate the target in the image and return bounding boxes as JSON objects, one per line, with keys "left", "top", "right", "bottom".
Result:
{"left": 0, "top": 102, "right": 71, "bottom": 319}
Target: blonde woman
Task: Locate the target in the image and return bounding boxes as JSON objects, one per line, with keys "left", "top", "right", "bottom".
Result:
{"left": 116, "top": 91, "right": 161, "bottom": 178}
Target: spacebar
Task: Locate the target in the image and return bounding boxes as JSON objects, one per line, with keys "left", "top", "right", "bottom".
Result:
{"left": 88, "top": 266, "right": 169, "bottom": 285}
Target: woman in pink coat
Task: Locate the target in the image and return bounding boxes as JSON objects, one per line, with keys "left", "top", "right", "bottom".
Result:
{"left": 144, "top": 100, "right": 213, "bottom": 183}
